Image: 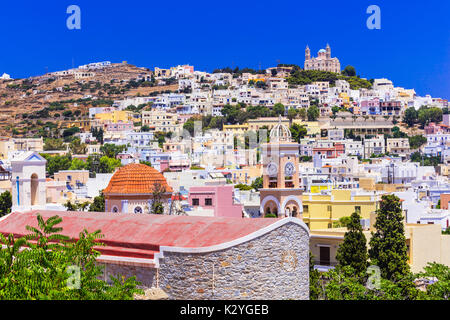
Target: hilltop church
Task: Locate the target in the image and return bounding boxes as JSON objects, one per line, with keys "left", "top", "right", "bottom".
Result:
{"left": 304, "top": 44, "right": 341, "bottom": 73}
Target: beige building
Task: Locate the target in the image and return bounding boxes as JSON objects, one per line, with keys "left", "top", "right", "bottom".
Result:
{"left": 386, "top": 138, "right": 411, "bottom": 155}
{"left": 12, "top": 138, "right": 44, "bottom": 153}
{"left": 54, "top": 170, "right": 90, "bottom": 189}
{"left": 141, "top": 110, "right": 179, "bottom": 133}
{"left": 310, "top": 221, "right": 450, "bottom": 273}
{"left": 304, "top": 44, "right": 340, "bottom": 73}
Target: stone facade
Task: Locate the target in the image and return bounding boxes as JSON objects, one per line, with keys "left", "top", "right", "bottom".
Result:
{"left": 99, "top": 221, "right": 309, "bottom": 300}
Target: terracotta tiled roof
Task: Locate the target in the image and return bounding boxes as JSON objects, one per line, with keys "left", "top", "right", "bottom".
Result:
{"left": 104, "top": 164, "right": 173, "bottom": 195}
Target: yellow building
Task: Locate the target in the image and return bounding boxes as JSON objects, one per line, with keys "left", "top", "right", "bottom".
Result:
{"left": 0, "top": 138, "right": 14, "bottom": 159}
{"left": 339, "top": 92, "right": 350, "bottom": 109}
{"left": 291, "top": 120, "right": 321, "bottom": 136}
{"left": 310, "top": 222, "right": 450, "bottom": 273}
{"left": 302, "top": 189, "right": 379, "bottom": 230}
{"left": 63, "top": 118, "right": 91, "bottom": 131}
{"left": 95, "top": 110, "right": 133, "bottom": 123}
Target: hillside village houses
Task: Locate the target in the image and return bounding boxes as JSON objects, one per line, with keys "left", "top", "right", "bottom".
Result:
{"left": 0, "top": 56, "right": 449, "bottom": 299}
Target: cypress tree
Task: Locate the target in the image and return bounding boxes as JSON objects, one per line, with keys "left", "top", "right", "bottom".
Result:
{"left": 335, "top": 211, "right": 368, "bottom": 275}
{"left": 369, "top": 194, "right": 410, "bottom": 281}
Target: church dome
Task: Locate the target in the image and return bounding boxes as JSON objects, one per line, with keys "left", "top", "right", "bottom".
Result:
{"left": 104, "top": 163, "right": 173, "bottom": 195}
{"left": 318, "top": 49, "right": 326, "bottom": 53}
{"left": 270, "top": 117, "right": 292, "bottom": 142}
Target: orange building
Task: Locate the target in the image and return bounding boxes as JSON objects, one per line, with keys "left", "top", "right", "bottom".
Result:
{"left": 104, "top": 164, "right": 173, "bottom": 214}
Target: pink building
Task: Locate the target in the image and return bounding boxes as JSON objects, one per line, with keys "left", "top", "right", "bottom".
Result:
{"left": 188, "top": 185, "right": 243, "bottom": 218}
{"left": 424, "top": 122, "right": 443, "bottom": 135}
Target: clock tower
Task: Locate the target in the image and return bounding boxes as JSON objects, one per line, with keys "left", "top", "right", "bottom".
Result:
{"left": 260, "top": 117, "right": 303, "bottom": 218}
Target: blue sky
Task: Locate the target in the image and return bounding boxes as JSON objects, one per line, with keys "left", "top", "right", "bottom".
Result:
{"left": 0, "top": 0, "right": 449, "bottom": 98}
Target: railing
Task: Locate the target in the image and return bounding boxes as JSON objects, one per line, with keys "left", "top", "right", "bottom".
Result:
{"left": 313, "top": 260, "right": 338, "bottom": 267}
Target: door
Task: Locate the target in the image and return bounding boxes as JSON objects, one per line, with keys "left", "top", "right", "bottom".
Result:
{"left": 319, "top": 246, "right": 330, "bottom": 266}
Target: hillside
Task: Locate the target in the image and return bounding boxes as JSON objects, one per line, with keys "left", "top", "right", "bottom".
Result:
{"left": 0, "top": 63, "right": 178, "bottom": 137}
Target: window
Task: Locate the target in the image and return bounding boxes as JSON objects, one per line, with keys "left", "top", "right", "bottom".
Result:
{"left": 355, "top": 206, "right": 361, "bottom": 214}
{"left": 303, "top": 205, "right": 309, "bottom": 213}
{"left": 327, "top": 205, "right": 332, "bottom": 212}
{"left": 205, "top": 198, "right": 213, "bottom": 206}
{"left": 112, "top": 206, "right": 119, "bottom": 213}
{"left": 192, "top": 198, "right": 199, "bottom": 206}
{"left": 134, "top": 206, "right": 143, "bottom": 214}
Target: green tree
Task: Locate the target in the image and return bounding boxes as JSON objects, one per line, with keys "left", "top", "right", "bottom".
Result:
{"left": 251, "top": 176, "right": 263, "bottom": 191}
{"left": 307, "top": 105, "right": 320, "bottom": 121}
{"left": 298, "top": 108, "right": 307, "bottom": 120}
{"left": 342, "top": 65, "right": 356, "bottom": 77}
{"left": 0, "top": 191, "right": 12, "bottom": 217}
{"left": 100, "top": 144, "right": 127, "bottom": 159}
{"left": 409, "top": 135, "right": 427, "bottom": 149}
{"left": 403, "top": 107, "right": 418, "bottom": 127}
{"left": 369, "top": 194, "right": 410, "bottom": 281}
{"left": 44, "top": 138, "right": 66, "bottom": 151}
{"left": 151, "top": 182, "right": 166, "bottom": 215}
{"left": 290, "top": 123, "right": 307, "bottom": 143}
{"left": 41, "top": 154, "right": 72, "bottom": 176}
{"left": 89, "top": 192, "right": 105, "bottom": 212}
{"left": 336, "top": 212, "right": 368, "bottom": 275}
{"left": 69, "top": 138, "right": 87, "bottom": 155}
{"left": 70, "top": 158, "right": 87, "bottom": 170}
{"left": 0, "top": 214, "right": 141, "bottom": 299}
{"left": 272, "top": 103, "right": 285, "bottom": 117}
{"left": 417, "top": 262, "right": 450, "bottom": 300}
{"left": 287, "top": 108, "right": 299, "bottom": 122}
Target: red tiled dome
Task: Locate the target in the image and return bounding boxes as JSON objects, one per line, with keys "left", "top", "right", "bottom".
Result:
{"left": 104, "top": 164, "right": 173, "bottom": 195}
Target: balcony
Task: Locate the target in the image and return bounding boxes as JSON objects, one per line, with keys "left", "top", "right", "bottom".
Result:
{"left": 313, "top": 260, "right": 338, "bottom": 272}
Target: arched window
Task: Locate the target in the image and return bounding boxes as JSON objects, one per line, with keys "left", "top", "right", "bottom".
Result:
{"left": 134, "top": 206, "right": 143, "bottom": 214}
{"left": 112, "top": 206, "right": 119, "bottom": 213}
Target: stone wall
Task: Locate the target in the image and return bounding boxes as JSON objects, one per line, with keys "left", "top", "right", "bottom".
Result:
{"left": 98, "top": 262, "right": 157, "bottom": 288}
{"left": 159, "top": 221, "right": 309, "bottom": 300}
{"left": 98, "top": 221, "right": 309, "bottom": 300}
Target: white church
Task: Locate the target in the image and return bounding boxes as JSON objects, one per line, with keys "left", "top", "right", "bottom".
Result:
{"left": 10, "top": 151, "right": 48, "bottom": 212}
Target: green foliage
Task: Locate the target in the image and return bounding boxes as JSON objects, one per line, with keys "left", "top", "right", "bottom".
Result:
{"left": 44, "top": 138, "right": 66, "bottom": 151}
{"left": 69, "top": 138, "right": 87, "bottom": 155}
{"left": 287, "top": 68, "right": 372, "bottom": 90}
{"left": 264, "top": 214, "right": 277, "bottom": 218}
{"left": 234, "top": 184, "right": 253, "bottom": 191}
{"left": 409, "top": 135, "right": 427, "bottom": 149}
{"left": 307, "top": 105, "right": 320, "bottom": 121}
{"left": 40, "top": 154, "right": 72, "bottom": 176}
{"left": 342, "top": 65, "right": 356, "bottom": 77}
{"left": 251, "top": 176, "right": 263, "bottom": 191}
{"left": 403, "top": 107, "right": 418, "bottom": 127}
{"left": 0, "top": 214, "right": 141, "bottom": 299}
{"left": 332, "top": 216, "right": 352, "bottom": 228}
{"left": 272, "top": 103, "right": 285, "bottom": 117}
{"left": 369, "top": 194, "right": 410, "bottom": 281}
{"left": 151, "top": 183, "right": 166, "bottom": 215}
{"left": 100, "top": 144, "right": 127, "bottom": 159}
{"left": 335, "top": 212, "right": 368, "bottom": 275}
{"left": 410, "top": 152, "right": 442, "bottom": 166}
{"left": 89, "top": 192, "right": 105, "bottom": 213}
{"left": 0, "top": 191, "right": 12, "bottom": 217}
{"left": 391, "top": 126, "right": 408, "bottom": 138}
{"left": 417, "top": 262, "right": 450, "bottom": 300}
{"left": 290, "top": 124, "right": 307, "bottom": 143}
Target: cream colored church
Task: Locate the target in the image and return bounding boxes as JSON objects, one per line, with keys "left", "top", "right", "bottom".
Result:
{"left": 304, "top": 44, "right": 341, "bottom": 73}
